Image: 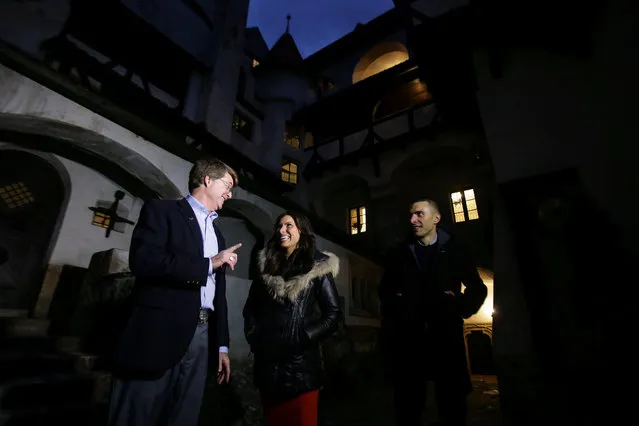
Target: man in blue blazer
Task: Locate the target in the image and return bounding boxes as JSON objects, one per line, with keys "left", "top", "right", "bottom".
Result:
{"left": 108, "top": 157, "right": 243, "bottom": 426}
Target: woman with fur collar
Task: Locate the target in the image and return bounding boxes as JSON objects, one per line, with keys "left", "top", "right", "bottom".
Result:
{"left": 243, "top": 211, "right": 342, "bottom": 426}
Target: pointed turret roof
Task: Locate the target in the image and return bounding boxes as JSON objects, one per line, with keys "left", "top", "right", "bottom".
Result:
{"left": 256, "top": 14, "right": 304, "bottom": 74}
{"left": 245, "top": 27, "right": 269, "bottom": 59}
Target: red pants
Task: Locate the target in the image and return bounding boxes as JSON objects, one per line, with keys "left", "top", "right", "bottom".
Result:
{"left": 262, "top": 390, "right": 319, "bottom": 426}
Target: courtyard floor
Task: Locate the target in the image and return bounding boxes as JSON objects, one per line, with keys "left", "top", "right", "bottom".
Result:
{"left": 319, "top": 375, "right": 501, "bottom": 426}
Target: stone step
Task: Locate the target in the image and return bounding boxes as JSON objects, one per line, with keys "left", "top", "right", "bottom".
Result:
{"left": 0, "top": 318, "right": 50, "bottom": 338}
{"left": 0, "top": 351, "right": 98, "bottom": 382}
{"left": 0, "top": 372, "right": 97, "bottom": 411}
{"left": 0, "top": 310, "right": 28, "bottom": 318}
{"left": 0, "top": 336, "right": 80, "bottom": 353}
{"left": 0, "top": 401, "right": 108, "bottom": 426}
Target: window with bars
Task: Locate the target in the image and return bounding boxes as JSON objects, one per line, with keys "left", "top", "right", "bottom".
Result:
{"left": 0, "top": 182, "right": 35, "bottom": 209}
{"left": 232, "top": 110, "right": 253, "bottom": 140}
{"left": 450, "top": 189, "right": 479, "bottom": 223}
{"left": 281, "top": 160, "right": 298, "bottom": 184}
{"left": 349, "top": 206, "right": 367, "bottom": 235}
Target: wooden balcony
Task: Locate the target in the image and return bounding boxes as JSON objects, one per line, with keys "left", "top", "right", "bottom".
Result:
{"left": 303, "top": 102, "right": 441, "bottom": 180}
{"left": 293, "top": 60, "right": 420, "bottom": 142}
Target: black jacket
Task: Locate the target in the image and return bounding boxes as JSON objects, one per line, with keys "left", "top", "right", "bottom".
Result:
{"left": 112, "top": 198, "right": 229, "bottom": 377}
{"left": 378, "top": 229, "right": 487, "bottom": 391}
{"left": 379, "top": 229, "right": 487, "bottom": 326}
{"left": 243, "top": 250, "right": 342, "bottom": 402}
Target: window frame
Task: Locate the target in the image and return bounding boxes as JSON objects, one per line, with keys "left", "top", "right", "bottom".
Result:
{"left": 450, "top": 188, "right": 479, "bottom": 223}
{"left": 280, "top": 159, "right": 299, "bottom": 185}
{"left": 349, "top": 205, "right": 367, "bottom": 235}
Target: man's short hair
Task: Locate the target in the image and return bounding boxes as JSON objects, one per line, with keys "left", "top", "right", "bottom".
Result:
{"left": 188, "top": 158, "right": 239, "bottom": 193}
{"left": 410, "top": 198, "right": 440, "bottom": 214}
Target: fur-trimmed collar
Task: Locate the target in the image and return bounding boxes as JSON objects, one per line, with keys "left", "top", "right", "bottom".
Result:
{"left": 258, "top": 250, "right": 340, "bottom": 303}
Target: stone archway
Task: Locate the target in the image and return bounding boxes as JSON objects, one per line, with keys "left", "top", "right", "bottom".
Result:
{"left": 0, "top": 150, "right": 68, "bottom": 310}
{"left": 0, "top": 114, "right": 182, "bottom": 200}
{"left": 218, "top": 199, "right": 274, "bottom": 281}
{"left": 221, "top": 199, "right": 273, "bottom": 238}
{"left": 216, "top": 199, "right": 273, "bottom": 359}
{"left": 466, "top": 328, "right": 495, "bottom": 375}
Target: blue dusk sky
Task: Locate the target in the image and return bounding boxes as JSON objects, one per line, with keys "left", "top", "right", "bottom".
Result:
{"left": 247, "top": 0, "right": 395, "bottom": 58}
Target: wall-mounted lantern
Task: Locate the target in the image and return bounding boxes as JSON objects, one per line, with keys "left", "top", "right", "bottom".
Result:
{"left": 89, "top": 190, "right": 135, "bottom": 238}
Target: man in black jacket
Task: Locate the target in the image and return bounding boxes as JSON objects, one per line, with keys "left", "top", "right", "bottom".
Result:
{"left": 379, "top": 198, "right": 487, "bottom": 426}
{"left": 108, "top": 158, "right": 243, "bottom": 426}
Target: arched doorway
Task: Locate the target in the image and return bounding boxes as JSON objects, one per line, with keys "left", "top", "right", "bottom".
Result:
{"left": 467, "top": 330, "right": 494, "bottom": 375}
{"left": 0, "top": 150, "right": 67, "bottom": 310}
{"left": 215, "top": 198, "right": 273, "bottom": 359}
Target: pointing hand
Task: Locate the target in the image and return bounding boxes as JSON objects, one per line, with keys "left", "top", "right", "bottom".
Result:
{"left": 211, "top": 243, "right": 242, "bottom": 271}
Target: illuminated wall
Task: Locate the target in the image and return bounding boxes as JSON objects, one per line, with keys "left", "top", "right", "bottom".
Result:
{"left": 352, "top": 41, "right": 409, "bottom": 83}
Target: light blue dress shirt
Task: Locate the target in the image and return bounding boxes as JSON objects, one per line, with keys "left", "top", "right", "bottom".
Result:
{"left": 186, "top": 195, "right": 228, "bottom": 353}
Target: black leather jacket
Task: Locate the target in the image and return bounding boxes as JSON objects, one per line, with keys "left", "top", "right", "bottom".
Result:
{"left": 243, "top": 250, "right": 342, "bottom": 402}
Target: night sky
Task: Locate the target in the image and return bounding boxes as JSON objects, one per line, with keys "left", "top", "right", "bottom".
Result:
{"left": 247, "top": 0, "right": 395, "bottom": 58}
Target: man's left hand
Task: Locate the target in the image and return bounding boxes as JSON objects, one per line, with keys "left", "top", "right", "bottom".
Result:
{"left": 218, "top": 352, "right": 230, "bottom": 384}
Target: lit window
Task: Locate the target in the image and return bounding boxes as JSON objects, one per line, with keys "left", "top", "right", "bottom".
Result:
{"left": 450, "top": 189, "right": 479, "bottom": 223}
{"left": 252, "top": 58, "right": 260, "bottom": 68}
{"left": 349, "top": 206, "right": 367, "bottom": 235}
{"left": 284, "top": 133, "right": 300, "bottom": 149}
{"left": 451, "top": 192, "right": 465, "bottom": 223}
{"left": 232, "top": 110, "right": 253, "bottom": 140}
{"left": 285, "top": 134, "right": 300, "bottom": 149}
{"left": 0, "top": 182, "right": 35, "bottom": 209}
{"left": 281, "top": 160, "right": 298, "bottom": 184}
{"left": 305, "top": 132, "right": 314, "bottom": 149}
{"left": 284, "top": 122, "right": 301, "bottom": 149}
{"left": 464, "top": 189, "right": 479, "bottom": 220}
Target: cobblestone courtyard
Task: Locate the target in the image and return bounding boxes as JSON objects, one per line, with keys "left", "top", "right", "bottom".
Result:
{"left": 319, "top": 375, "right": 500, "bottom": 426}
{"left": 199, "top": 363, "right": 501, "bottom": 426}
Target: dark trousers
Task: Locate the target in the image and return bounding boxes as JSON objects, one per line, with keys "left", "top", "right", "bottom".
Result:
{"left": 393, "top": 353, "right": 468, "bottom": 426}
{"left": 394, "top": 374, "right": 467, "bottom": 426}
{"left": 386, "top": 322, "right": 470, "bottom": 426}
{"left": 108, "top": 323, "right": 209, "bottom": 426}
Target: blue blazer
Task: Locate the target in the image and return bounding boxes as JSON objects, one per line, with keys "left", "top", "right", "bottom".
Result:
{"left": 112, "top": 198, "right": 229, "bottom": 377}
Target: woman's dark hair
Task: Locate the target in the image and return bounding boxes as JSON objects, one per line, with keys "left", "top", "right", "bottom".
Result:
{"left": 263, "top": 211, "right": 316, "bottom": 278}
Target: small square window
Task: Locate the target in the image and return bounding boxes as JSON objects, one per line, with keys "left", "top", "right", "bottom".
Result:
{"left": 281, "top": 160, "right": 298, "bottom": 185}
